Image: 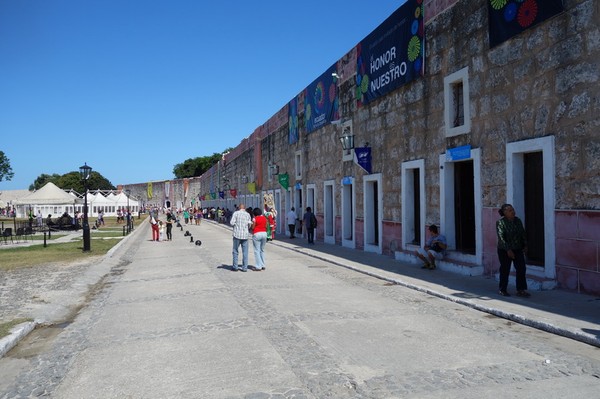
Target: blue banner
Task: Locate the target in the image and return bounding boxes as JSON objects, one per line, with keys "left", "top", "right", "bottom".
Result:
{"left": 304, "top": 63, "right": 339, "bottom": 133}
{"left": 488, "top": 0, "right": 563, "bottom": 48}
{"left": 354, "top": 147, "right": 372, "bottom": 174}
{"left": 356, "top": 0, "right": 424, "bottom": 106}
{"left": 288, "top": 96, "right": 299, "bottom": 144}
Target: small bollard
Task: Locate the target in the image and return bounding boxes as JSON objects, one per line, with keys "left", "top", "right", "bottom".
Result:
{"left": 44, "top": 232, "right": 47, "bottom": 248}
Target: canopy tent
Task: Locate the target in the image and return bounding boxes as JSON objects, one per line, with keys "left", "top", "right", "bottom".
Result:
{"left": 13, "top": 182, "right": 81, "bottom": 218}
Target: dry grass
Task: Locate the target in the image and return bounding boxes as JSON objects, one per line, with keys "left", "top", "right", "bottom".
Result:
{"left": 0, "top": 318, "right": 33, "bottom": 338}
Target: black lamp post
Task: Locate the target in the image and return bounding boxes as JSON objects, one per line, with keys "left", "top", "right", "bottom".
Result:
{"left": 79, "top": 163, "right": 92, "bottom": 252}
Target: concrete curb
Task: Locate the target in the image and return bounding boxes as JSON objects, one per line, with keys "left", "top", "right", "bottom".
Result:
{"left": 274, "top": 241, "right": 600, "bottom": 348}
{"left": 0, "top": 225, "right": 144, "bottom": 359}
{"left": 0, "top": 321, "right": 37, "bottom": 358}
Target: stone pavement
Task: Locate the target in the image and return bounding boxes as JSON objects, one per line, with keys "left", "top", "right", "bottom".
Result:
{"left": 1, "top": 219, "right": 600, "bottom": 398}
{"left": 2, "top": 219, "right": 599, "bottom": 361}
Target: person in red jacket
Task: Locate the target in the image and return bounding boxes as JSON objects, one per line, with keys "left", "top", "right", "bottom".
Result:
{"left": 251, "top": 207, "right": 268, "bottom": 271}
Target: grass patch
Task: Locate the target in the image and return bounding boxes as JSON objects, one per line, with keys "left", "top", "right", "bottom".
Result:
{"left": 0, "top": 238, "right": 120, "bottom": 271}
{"left": 0, "top": 318, "right": 33, "bottom": 339}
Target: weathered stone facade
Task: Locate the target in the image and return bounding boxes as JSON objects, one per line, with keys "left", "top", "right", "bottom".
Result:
{"left": 123, "top": 0, "right": 599, "bottom": 295}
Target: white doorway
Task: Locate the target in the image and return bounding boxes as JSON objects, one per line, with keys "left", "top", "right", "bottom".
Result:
{"left": 363, "top": 173, "right": 383, "bottom": 254}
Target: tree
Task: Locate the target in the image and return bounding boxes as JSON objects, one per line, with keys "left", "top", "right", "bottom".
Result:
{"left": 173, "top": 152, "right": 226, "bottom": 179}
{"left": 30, "top": 171, "right": 116, "bottom": 192}
{"left": 0, "top": 151, "right": 14, "bottom": 182}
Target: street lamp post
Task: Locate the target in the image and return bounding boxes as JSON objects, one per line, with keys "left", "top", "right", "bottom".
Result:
{"left": 79, "top": 163, "right": 92, "bottom": 252}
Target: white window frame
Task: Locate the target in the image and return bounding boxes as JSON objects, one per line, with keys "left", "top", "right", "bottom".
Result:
{"left": 295, "top": 151, "right": 303, "bottom": 180}
{"left": 444, "top": 66, "right": 471, "bottom": 137}
{"left": 401, "top": 159, "right": 426, "bottom": 251}
{"left": 323, "top": 180, "right": 336, "bottom": 244}
{"left": 363, "top": 173, "right": 383, "bottom": 254}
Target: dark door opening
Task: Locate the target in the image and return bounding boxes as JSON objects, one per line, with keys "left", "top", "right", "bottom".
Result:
{"left": 373, "top": 181, "right": 379, "bottom": 245}
{"left": 524, "top": 152, "right": 545, "bottom": 265}
{"left": 454, "top": 161, "right": 475, "bottom": 254}
{"left": 412, "top": 169, "right": 421, "bottom": 245}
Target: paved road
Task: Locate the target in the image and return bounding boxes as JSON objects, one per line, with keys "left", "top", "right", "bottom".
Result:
{"left": 1, "top": 221, "right": 600, "bottom": 398}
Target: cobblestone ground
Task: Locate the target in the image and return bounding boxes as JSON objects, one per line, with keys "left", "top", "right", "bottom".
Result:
{"left": 1, "top": 225, "right": 600, "bottom": 398}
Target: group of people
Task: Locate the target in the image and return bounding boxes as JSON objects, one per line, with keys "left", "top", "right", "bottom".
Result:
{"left": 285, "top": 207, "right": 317, "bottom": 244}
{"left": 229, "top": 203, "right": 277, "bottom": 272}
{"left": 415, "top": 203, "right": 530, "bottom": 298}
{"left": 149, "top": 209, "right": 177, "bottom": 242}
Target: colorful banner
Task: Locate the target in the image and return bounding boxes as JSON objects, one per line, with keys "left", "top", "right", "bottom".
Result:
{"left": 304, "top": 63, "right": 339, "bottom": 133}
{"left": 147, "top": 182, "right": 153, "bottom": 199}
{"left": 247, "top": 182, "right": 256, "bottom": 194}
{"left": 288, "top": 97, "right": 299, "bottom": 144}
{"left": 183, "top": 178, "right": 189, "bottom": 198}
{"left": 210, "top": 192, "right": 217, "bottom": 200}
{"left": 356, "top": 0, "right": 424, "bottom": 106}
{"left": 230, "top": 189, "right": 237, "bottom": 199}
{"left": 354, "top": 147, "right": 372, "bottom": 174}
{"left": 218, "top": 191, "right": 224, "bottom": 199}
{"left": 488, "top": 0, "right": 563, "bottom": 48}
{"left": 278, "top": 173, "right": 289, "bottom": 190}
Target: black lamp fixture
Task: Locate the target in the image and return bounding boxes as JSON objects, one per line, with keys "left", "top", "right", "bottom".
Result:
{"left": 79, "top": 162, "right": 92, "bottom": 252}
{"left": 339, "top": 127, "right": 354, "bottom": 151}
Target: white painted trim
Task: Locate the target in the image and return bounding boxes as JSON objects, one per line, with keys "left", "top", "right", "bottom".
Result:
{"left": 444, "top": 66, "right": 471, "bottom": 137}
{"left": 363, "top": 173, "right": 383, "bottom": 254}
{"left": 401, "top": 159, "right": 426, "bottom": 250}
{"left": 439, "top": 148, "right": 483, "bottom": 265}
{"left": 341, "top": 177, "right": 356, "bottom": 249}
{"left": 506, "top": 136, "right": 556, "bottom": 279}
{"left": 323, "top": 180, "right": 336, "bottom": 244}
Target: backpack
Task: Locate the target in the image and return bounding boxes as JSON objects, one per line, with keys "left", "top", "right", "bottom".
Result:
{"left": 310, "top": 214, "right": 317, "bottom": 229}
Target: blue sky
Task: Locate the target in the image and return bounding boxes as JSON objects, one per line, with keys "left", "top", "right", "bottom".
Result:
{"left": 0, "top": 0, "right": 404, "bottom": 190}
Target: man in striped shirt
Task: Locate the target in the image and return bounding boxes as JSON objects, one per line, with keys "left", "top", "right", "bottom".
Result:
{"left": 230, "top": 204, "right": 252, "bottom": 272}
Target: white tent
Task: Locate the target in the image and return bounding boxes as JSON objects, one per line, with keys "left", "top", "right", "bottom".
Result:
{"left": 13, "top": 182, "right": 81, "bottom": 218}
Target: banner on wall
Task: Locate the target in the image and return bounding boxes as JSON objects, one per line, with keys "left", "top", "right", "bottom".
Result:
{"left": 219, "top": 191, "right": 224, "bottom": 199}
{"left": 147, "top": 182, "right": 153, "bottom": 199}
{"left": 288, "top": 97, "right": 299, "bottom": 144}
{"left": 356, "top": 0, "right": 424, "bottom": 106}
{"left": 304, "top": 63, "right": 339, "bottom": 134}
{"left": 247, "top": 182, "right": 256, "bottom": 194}
{"left": 354, "top": 147, "right": 372, "bottom": 174}
{"left": 278, "top": 173, "right": 289, "bottom": 190}
{"left": 230, "top": 189, "right": 237, "bottom": 199}
{"left": 488, "top": 0, "right": 564, "bottom": 48}
{"left": 210, "top": 192, "right": 217, "bottom": 200}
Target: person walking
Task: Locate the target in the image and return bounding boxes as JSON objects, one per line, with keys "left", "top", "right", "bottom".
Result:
{"left": 415, "top": 224, "right": 447, "bottom": 270}
{"left": 302, "top": 207, "right": 317, "bottom": 244}
{"left": 286, "top": 207, "right": 297, "bottom": 238}
{"left": 165, "top": 210, "right": 175, "bottom": 241}
{"left": 150, "top": 214, "right": 160, "bottom": 242}
{"left": 230, "top": 203, "right": 252, "bottom": 272}
{"left": 497, "top": 203, "right": 530, "bottom": 297}
{"left": 251, "top": 207, "right": 268, "bottom": 271}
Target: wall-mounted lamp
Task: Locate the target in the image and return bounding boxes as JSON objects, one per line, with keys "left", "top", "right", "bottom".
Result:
{"left": 332, "top": 72, "right": 342, "bottom": 79}
{"left": 241, "top": 175, "right": 248, "bottom": 184}
{"left": 339, "top": 127, "right": 354, "bottom": 151}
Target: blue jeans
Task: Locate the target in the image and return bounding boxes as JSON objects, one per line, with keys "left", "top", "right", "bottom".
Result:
{"left": 232, "top": 237, "right": 249, "bottom": 270}
{"left": 253, "top": 232, "right": 267, "bottom": 269}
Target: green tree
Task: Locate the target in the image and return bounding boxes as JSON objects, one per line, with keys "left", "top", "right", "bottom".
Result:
{"left": 31, "top": 173, "right": 61, "bottom": 191}
{"left": 30, "top": 171, "right": 115, "bottom": 192}
{"left": 0, "top": 151, "right": 14, "bottom": 182}
{"left": 173, "top": 152, "right": 227, "bottom": 178}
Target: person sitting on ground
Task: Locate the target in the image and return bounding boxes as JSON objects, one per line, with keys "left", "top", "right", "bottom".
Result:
{"left": 415, "top": 224, "right": 447, "bottom": 270}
